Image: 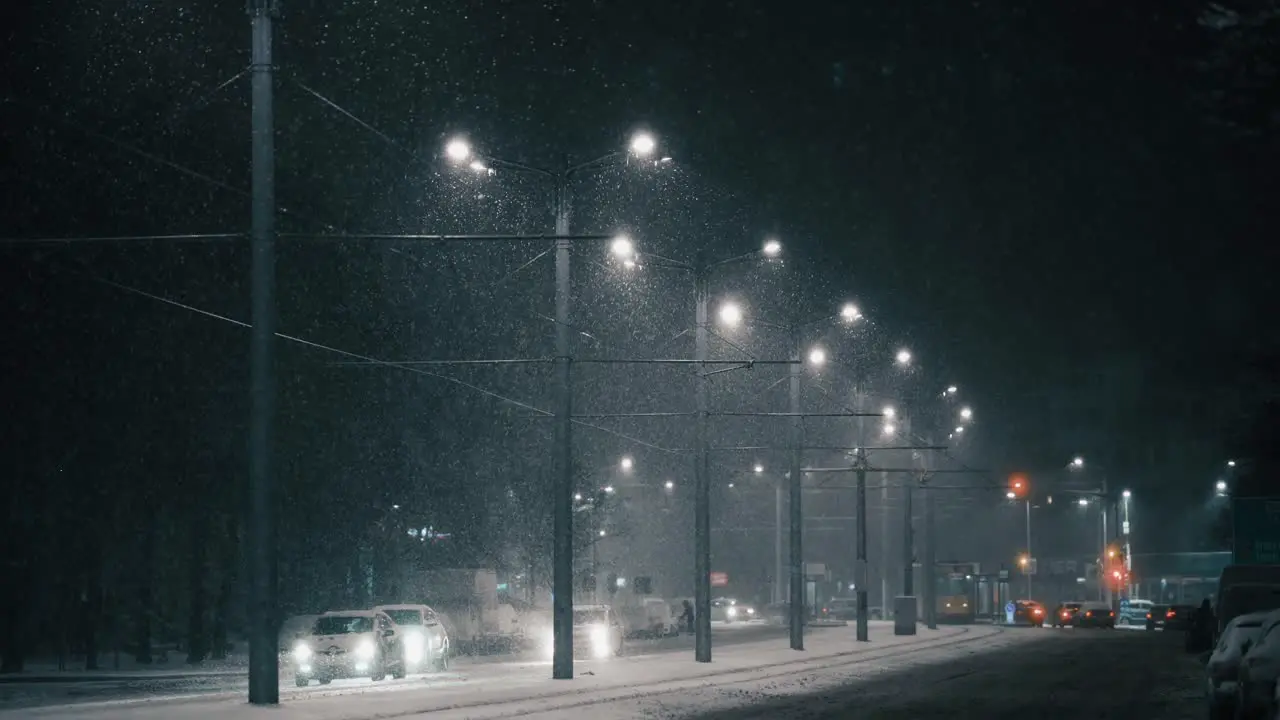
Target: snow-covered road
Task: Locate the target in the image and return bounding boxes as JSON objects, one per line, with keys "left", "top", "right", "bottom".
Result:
{"left": 0, "top": 622, "right": 1007, "bottom": 719}
{"left": 4, "top": 624, "right": 1203, "bottom": 719}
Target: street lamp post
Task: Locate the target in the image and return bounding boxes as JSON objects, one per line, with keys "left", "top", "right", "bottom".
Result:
{"left": 693, "top": 256, "right": 714, "bottom": 662}
{"left": 447, "top": 131, "right": 657, "bottom": 680}
{"left": 1025, "top": 499, "right": 1032, "bottom": 600}
{"left": 619, "top": 240, "right": 781, "bottom": 661}
{"left": 247, "top": 0, "right": 279, "bottom": 704}
{"left": 1122, "top": 490, "right": 1133, "bottom": 596}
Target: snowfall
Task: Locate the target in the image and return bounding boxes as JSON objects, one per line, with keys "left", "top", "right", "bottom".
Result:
{"left": 0, "top": 623, "right": 1044, "bottom": 719}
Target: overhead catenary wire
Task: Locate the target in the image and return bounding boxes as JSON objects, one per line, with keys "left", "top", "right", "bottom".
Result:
{"left": 76, "top": 266, "right": 686, "bottom": 457}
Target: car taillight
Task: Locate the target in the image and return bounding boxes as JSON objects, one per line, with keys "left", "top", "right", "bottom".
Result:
{"left": 1034, "top": 608, "right": 1043, "bottom": 615}
{"left": 1146, "top": 613, "right": 1151, "bottom": 619}
{"left": 1109, "top": 611, "right": 1115, "bottom": 617}
{"left": 1086, "top": 611, "right": 1093, "bottom": 617}
{"left": 1062, "top": 611, "right": 1070, "bottom": 618}
{"left": 1167, "top": 610, "right": 1176, "bottom": 618}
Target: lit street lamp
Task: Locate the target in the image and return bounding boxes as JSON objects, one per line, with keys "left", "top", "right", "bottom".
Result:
{"left": 959, "top": 407, "right": 973, "bottom": 421}
{"left": 620, "top": 456, "right": 634, "bottom": 471}
{"left": 882, "top": 406, "right": 896, "bottom": 419}
{"left": 808, "top": 347, "right": 827, "bottom": 366}
{"left": 445, "top": 130, "right": 658, "bottom": 680}
{"left": 882, "top": 423, "right": 897, "bottom": 437}
{"left": 754, "top": 464, "right": 764, "bottom": 474}
{"left": 718, "top": 302, "right": 744, "bottom": 328}
{"left": 895, "top": 349, "right": 912, "bottom": 366}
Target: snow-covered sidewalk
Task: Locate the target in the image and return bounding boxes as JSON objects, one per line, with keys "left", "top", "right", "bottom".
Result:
{"left": 4, "top": 623, "right": 1006, "bottom": 719}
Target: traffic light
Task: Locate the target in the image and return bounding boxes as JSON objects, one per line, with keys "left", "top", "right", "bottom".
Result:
{"left": 1008, "top": 473, "right": 1029, "bottom": 498}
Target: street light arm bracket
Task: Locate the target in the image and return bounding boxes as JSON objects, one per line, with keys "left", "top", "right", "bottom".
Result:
{"left": 477, "top": 153, "right": 556, "bottom": 179}
{"left": 566, "top": 150, "right": 625, "bottom": 177}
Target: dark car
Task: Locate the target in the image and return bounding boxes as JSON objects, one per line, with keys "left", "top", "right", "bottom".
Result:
{"left": 1053, "top": 602, "right": 1084, "bottom": 628}
{"left": 1013, "top": 600, "right": 1046, "bottom": 627}
{"left": 1146, "top": 604, "right": 1194, "bottom": 631}
{"left": 1076, "top": 602, "right": 1116, "bottom": 628}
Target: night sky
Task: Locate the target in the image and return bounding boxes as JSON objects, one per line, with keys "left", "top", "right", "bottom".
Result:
{"left": 1, "top": 0, "right": 1276, "bottom": 646}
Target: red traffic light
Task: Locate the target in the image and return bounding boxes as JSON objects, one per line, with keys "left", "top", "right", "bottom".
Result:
{"left": 1008, "top": 473, "right": 1030, "bottom": 497}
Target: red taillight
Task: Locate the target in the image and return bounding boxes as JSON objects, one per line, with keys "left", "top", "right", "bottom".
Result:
{"left": 1034, "top": 608, "right": 1043, "bottom": 615}
{"left": 1167, "top": 610, "right": 1176, "bottom": 618}
{"left": 1146, "top": 612, "right": 1151, "bottom": 619}
{"left": 1109, "top": 611, "right": 1115, "bottom": 617}
{"left": 1086, "top": 611, "right": 1093, "bottom": 617}
{"left": 1062, "top": 611, "right": 1070, "bottom": 618}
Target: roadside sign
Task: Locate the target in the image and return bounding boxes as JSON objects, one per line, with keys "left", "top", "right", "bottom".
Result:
{"left": 1233, "top": 498, "right": 1280, "bottom": 565}
{"left": 710, "top": 571, "right": 729, "bottom": 587}
{"left": 1004, "top": 602, "right": 1016, "bottom": 624}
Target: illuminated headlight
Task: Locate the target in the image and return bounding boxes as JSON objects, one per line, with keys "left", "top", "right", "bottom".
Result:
{"left": 727, "top": 607, "right": 738, "bottom": 618}
{"left": 590, "top": 624, "right": 610, "bottom": 658}
{"left": 403, "top": 631, "right": 425, "bottom": 664}
{"left": 355, "top": 639, "right": 376, "bottom": 661}
{"left": 746, "top": 607, "right": 755, "bottom": 616}
{"left": 292, "top": 642, "right": 312, "bottom": 663}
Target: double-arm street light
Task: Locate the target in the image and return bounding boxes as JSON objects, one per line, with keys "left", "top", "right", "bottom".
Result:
{"left": 445, "top": 130, "right": 657, "bottom": 681}
{"left": 725, "top": 303, "right": 865, "bottom": 645}
{"left": 610, "top": 239, "right": 791, "bottom": 661}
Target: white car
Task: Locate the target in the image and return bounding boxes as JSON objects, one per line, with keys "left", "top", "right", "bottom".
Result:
{"left": 1205, "top": 611, "right": 1269, "bottom": 719}
{"left": 1235, "top": 608, "right": 1280, "bottom": 719}
{"left": 290, "top": 610, "right": 406, "bottom": 686}
{"left": 374, "top": 604, "right": 451, "bottom": 673}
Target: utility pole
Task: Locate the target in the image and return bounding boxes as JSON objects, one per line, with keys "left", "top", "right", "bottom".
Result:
{"left": 855, "top": 447, "right": 869, "bottom": 641}
{"left": 924, "top": 476, "right": 937, "bottom": 629}
{"left": 787, "top": 325, "right": 805, "bottom": 651}
{"left": 902, "top": 477, "right": 914, "bottom": 597}
{"left": 693, "top": 257, "right": 712, "bottom": 662}
{"left": 1100, "top": 478, "right": 1111, "bottom": 608}
{"left": 775, "top": 484, "right": 784, "bottom": 605}
{"left": 551, "top": 175, "right": 575, "bottom": 680}
{"left": 881, "top": 469, "right": 891, "bottom": 615}
{"left": 247, "top": 0, "right": 278, "bottom": 705}
{"left": 1025, "top": 499, "right": 1033, "bottom": 600}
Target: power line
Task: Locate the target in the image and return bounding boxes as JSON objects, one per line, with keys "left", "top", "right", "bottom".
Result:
{"left": 77, "top": 265, "right": 686, "bottom": 457}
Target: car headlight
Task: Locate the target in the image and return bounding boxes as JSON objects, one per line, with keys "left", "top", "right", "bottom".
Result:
{"left": 292, "top": 642, "right": 312, "bottom": 663}
{"left": 727, "top": 607, "right": 738, "bottom": 618}
{"left": 356, "top": 639, "right": 376, "bottom": 661}
{"left": 590, "top": 624, "right": 610, "bottom": 658}
{"left": 746, "top": 607, "right": 755, "bottom": 615}
{"left": 403, "top": 631, "right": 425, "bottom": 664}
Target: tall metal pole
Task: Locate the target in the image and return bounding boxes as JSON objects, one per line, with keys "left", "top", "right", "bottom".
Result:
{"left": 693, "top": 259, "right": 712, "bottom": 662}
{"left": 1100, "top": 482, "right": 1111, "bottom": 607}
{"left": 774, "top": 484, "right": 784, "bottom": 605}
{"left": 902, "top": 478, "right": 914, "bottom": 597}
{"left": 855, "top": 448, "right": 869, "bottom": 641}
{"left": 551, "top": 176, "right": 575, "bottom": 680}
{"left": 247, "top": 0, "right": 279, "bottom": 705}
{"left": 1025, "top": 500, "right": 1033, "bottom": 600}
{"left": 787, "top": 326, "right": 805, "bottom": 651}
{"left": 1123, "top": 495, "right": 1133, "bottom": 597}
{"left": 924, "top": 479, "right": 937, "bottom": 629}
{"left": 880, "top": 470, "right": 890, "bottom": 614}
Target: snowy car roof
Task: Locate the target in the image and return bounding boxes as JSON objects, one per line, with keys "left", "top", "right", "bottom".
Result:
{"left": 321, "top": 609, "right": 379, "bottom": 617}
{"left": 374, "top": 604, "right": 431, "bottom": 611}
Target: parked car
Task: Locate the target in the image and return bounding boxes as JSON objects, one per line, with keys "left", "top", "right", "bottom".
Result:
{"left": 1205, "top": 611, "right": 1269, "bottom": 719}
{"left": 1235, "top": 609, "right": 1280, "bottom": 719}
